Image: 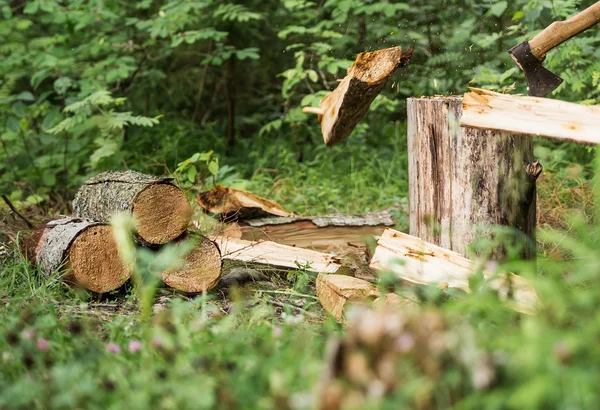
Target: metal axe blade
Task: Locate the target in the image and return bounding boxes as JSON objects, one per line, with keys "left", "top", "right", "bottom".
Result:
{"left": 508, "top": 41, "right": 563, "bottom": 97}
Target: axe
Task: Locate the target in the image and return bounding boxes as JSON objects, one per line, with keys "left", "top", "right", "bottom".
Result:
{"left": 508, "top": 2, "right": 600, "bottom": 97}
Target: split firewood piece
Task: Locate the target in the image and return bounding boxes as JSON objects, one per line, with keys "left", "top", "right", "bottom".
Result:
{"left": 21, "top": 217, "right": 132, "bottom": 293}
{"left": 161, "top": 233, "right": 222, "bottom": 293}
{"left": 73, "top": 170, "right": 192, "bottom": 245}
{"left": 237, "top": 209, "right": 394, "bottom": 251}
{"left": 213, "top": 236, "right": 341, "bottom": 273}
{"left": 196, "top": 185, "right": 291, "bottom": 221}
{"left": 369, "top": 228, "right": 538, "bottom": 314}
{"left": 461, "top": 87, "right": 600, "bottom": 144}
{"left": 316, "top": 274, "right": 379, "bottom": 322}
{"left": 303, "top": 46, "right": 413, "bottom": 147}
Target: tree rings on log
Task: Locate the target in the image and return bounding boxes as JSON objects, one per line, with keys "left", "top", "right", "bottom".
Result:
{"left": 303, "top": 46, "right": 413, "bottom": 147}
{"left": 196, "top": 185, "right": 291, "bottom": 221}
{"left": 161, "top": 233, "right": 222, "bottom": 293}
{"left": 22, "top": 217, "right": 131, "bottom": 293}
{"left": 73, "top": 170, "right": 192, "bottom": 245}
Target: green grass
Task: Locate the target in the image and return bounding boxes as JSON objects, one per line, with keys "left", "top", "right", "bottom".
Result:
{"left": 3, "top": 143, "right": 600, "bottom": 409}
{"left": 0, "top": 253, "right": 339, "bottom": 410}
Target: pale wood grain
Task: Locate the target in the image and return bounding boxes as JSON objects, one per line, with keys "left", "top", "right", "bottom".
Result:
{"left": 461, "top": 88, "right": 600, "bottom": 144}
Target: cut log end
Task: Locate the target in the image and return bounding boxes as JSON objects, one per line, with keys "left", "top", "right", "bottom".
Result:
{"left": 67, "top": 225, "right": 132, "bottom": 293}
{"left": 161, "top": 235, "right": 222, "bottom": 293}
{"left": 132, "top": 183, "right": 192, "bottom": 244}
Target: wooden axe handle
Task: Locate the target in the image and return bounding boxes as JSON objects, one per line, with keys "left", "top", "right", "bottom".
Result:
{"left": 529, "top": 1, "right": 600, "bottom": 59}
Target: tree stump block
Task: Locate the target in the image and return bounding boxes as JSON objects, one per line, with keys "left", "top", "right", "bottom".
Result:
{"left": 407, "top": 96, "right": 542, "bottom": 260}
{"left": 73, "top": 170, "right": 192, "bottom": 245}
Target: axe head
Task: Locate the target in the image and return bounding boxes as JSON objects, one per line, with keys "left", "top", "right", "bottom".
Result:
{"left": 508, "top": 41, "right": 563, "bottom": 97}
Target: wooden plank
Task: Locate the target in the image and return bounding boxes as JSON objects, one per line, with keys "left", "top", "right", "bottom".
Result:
{"left": 369, "top": 228, "right": 538, "bottom": 314}
{"left": 239, "top": 223, "right": 386, "bottom": 252}
{"left": 237, "top": 210, "right": 394, "bottom": 252}
{"left": 461, "top": 88, "right": 600, "bottom": 144}
{"left": 213, "top": 236, "right": 341, "bottom": 273}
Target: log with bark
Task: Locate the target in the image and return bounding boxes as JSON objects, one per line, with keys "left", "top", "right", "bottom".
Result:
{"left": 73, "top": 170, "right": 192, "bottom": 245}
{"left": 213, "top": 236, "right": 341, "bottom": 273}
{"left": 233, "top": 210, "right": 394, "bottom": 252}
{"left": 21, "top": 217, "right": 132, "bottom": 293}
{"left": 160, "top": 233, "right": 222, "bottom": 293}
{"left": 196, "top": 185, "right": 291, "bottom": 220}
{"left": 408, "top": 95, "right": 542, "bottom": 260}
{"left": 303, "top": 46, "right": 413, "bottom": 146}
{"left": 461, "top": 88, "right": 600, "bottom": 144}
{"left": 369, "top": 228, "right": 537, "bottom": 314}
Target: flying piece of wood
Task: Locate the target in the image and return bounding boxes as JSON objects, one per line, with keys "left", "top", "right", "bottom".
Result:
{"left": 303, "top": 46, "right": 413, "bottom": 147}
{"left": 196, "top": 185, "right": 291, "bottom": 220}
{"left": 369, "top": 228, "right": 538, "bottom": 314}
{"left": 461, "top": 87, "right": 600, "bottom": 144}
{"left": 213, "top": 236, "right": 341, "bottom": 273}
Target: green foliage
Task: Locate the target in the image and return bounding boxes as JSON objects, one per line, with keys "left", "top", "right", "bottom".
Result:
{"left": 2, "top": 0, "right": 598, "bottom": 210}
{"left": 3, "top": 151, "right": 600, "bottom": 409}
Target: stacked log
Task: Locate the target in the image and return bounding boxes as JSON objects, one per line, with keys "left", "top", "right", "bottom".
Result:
{"left": 23, "top": 170, "right": 223, "bottom": 294}
{"left": 73, "top": 170, "right": 192, "bottom": 245}
{"left": 160, "top": 233, "right": 222, "bottom": 293}
{"left": 21, "top": 217, "right": 132, "bottom": 293}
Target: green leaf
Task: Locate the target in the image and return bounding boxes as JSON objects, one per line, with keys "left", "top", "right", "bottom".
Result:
{"left": 90, "top": 140, "right": 120, "bottom": 168}
{"left": 208, "top": 159, "right": 219, "bottom": 176}
{"left": 12, "top": 102, "right": 26, "bottom": 118}
{"left": 31, "top": 69, "right": 52, "bottom": 89}
{"left": 489, "top": 1, "right": 507, "bottom": 17}
{"left": 327, "top": 62, "right": 338, "bottom": 75}
{"left": 6, "top": 116, "right": 20, "bottom": 133}
{"left": 16, "top": 91, "right": 35, "bottom": 101}
{"left": 23, "top": 1, "right": 39, "bottom": 14}
{"left": 236, "top": 48, "right": 260, "bottom": 60}
{"left": 187, "top": 166, "right": 197, "bottom": 183}
{"left": 42, "top": 107, "right": 60, "bottom": 130}
{"left": 42, "top": 173, "right": 56, "bottom": 186}
{"left": 512, "top": 11, "right": 525, "bottom": 20}
{"left": 54, "top": 77, "right": 73, "bottom": 95}
{"left": 307, "top": 70, "right": 318, "bottom": 83}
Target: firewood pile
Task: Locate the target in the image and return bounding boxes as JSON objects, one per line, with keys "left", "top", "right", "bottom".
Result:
{"left": 14, "top": 169, "right": 537, "bottom": 321}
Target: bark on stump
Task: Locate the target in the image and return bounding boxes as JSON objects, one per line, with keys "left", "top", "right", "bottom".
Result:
{"left": 407, "top": 96, "right": 542, "bottom": 260}
{"left": 22, "top": 217, "right": 132, "bottom": 293}
{"left": 73, "top": 170, "right": 192, "bottom": 245}
{"left": 161, "top": 233, "right": 222, "bottom": 293}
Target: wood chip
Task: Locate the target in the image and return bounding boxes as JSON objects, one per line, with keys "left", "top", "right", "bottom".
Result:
{"left": 316, "top": 274, "right": 379, "bottom": 322}
{"left": 196, "top": 186, "right": 291, "bottom": 220}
